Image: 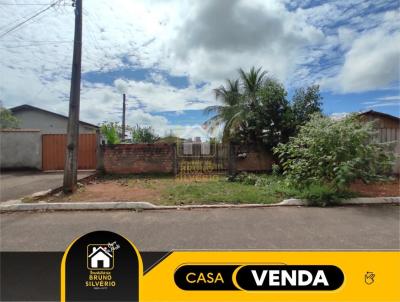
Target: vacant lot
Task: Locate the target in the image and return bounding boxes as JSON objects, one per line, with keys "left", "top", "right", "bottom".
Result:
{"left": 44, "top": 175, "right": 280, "bottom": 205}
{"left": 42, "top": 174, "right": 400, "bottom": 205}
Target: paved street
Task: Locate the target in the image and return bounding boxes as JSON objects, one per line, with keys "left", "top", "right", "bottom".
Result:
{"left": 1, "top": 205, "right": 399, "bottom": 251}
{"left": 0, "top": 171, "right": 94, "bottom": 202}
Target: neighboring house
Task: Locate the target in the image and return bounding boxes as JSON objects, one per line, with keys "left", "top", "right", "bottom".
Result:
{"left": 88, "top": 246, "right": 113, "bottom": 269}
{"left": 1, "top": 104, "right": 99, "bottom": 171}
{"left": 358, "top": 110, "right": 400, "bottom": 174}
{"left": 10, "top": 104, "right": 98, "bottom": 134}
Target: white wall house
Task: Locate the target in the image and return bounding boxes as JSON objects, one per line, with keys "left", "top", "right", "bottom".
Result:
{"left": 10, "top": 104, "right": 98, "bottom": 134}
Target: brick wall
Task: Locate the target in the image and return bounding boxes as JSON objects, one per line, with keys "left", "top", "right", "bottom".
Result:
{"left": 102, "top": 144, "right": 176, "bottom": 174}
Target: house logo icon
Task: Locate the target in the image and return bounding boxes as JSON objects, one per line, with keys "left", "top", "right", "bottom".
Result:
{"left": 87, "top": 244, "right": 114, "bottom": 270}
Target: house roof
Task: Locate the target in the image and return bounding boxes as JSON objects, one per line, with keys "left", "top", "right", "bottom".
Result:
{"left": 358, "top": 110, "right": 400, "bottom": 122}
{"left": 88, "top": 246, "right": 112, "bottom": 258}
{"left": 10, "top": 104, "right": 99, "bottom": 129}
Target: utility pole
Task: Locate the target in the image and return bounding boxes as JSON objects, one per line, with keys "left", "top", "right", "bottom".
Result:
{"left": 121, "top": 93, "right": 126, "bottom": 142}
{"left": 63, "top": 0, "right": 82, "bottom": 193}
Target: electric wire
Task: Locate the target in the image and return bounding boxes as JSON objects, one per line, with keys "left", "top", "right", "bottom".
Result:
{"left": 0, "top": 0, "right": 62, "bottom": 39}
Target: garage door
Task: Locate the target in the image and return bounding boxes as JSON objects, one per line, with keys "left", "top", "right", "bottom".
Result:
{"left": 42, "top": 134, "right": 97, "bottom": 170}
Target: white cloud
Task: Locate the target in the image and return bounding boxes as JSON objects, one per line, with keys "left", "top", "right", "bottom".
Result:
{"left": 322, "top": 11, "right": 400, "bottom": 93}
{"left": 330, "top": 112, "right": 349, "bottom": 120}
{"left": 0, "top": 0, "right": 399, "bottom": 130}
{"left": 163, "top": 0, "right": 324, "bottom": 83}
{"left": 362, "top": 95, "right": 400, "bottom": 109}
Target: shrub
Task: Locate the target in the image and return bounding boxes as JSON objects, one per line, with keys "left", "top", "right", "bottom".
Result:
{"left": 131, "top": 125, "right": 159, "bottom": 143}
{"left": 227, "top": 172, "right": 356, "bottom": 206}
{"left": 273, "top": 114, "right": 393, "bottom": 190}
{"left": 100, "top": 122, "right": 120, "bottom": 145}
{"left": 0, "top": 107, "right": 19, "bottom": 129}
{"left": 229, "top": 172, "right": 259, "bottom": 185}
{"left": 296, "top": 183, "right": 356, "bottom": 206}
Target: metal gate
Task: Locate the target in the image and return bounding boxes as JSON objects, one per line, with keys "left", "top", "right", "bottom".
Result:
{"left": 42, "top": 134, "right": 97, "bottom": 171}
{"left": 176, "top": 142, "right": 230, "bottom": 178}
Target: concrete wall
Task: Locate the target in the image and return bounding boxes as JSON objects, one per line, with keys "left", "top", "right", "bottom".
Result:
{"left": 102, "top": 144, "right": 176, "bottom": 174}
{"left": 13, "top": 110, "right": 97, "bottom": 134}
{"left": 0, "top": 130, "right": 42, "bottom": 170}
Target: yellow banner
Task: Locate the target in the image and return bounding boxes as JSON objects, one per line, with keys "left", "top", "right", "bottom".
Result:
{"left": 142, "top": 251, "right": 400, "bottom": 302}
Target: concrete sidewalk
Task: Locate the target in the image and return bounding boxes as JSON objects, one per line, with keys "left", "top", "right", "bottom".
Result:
{"left": 0, "top": 171, "right": 94, "bottom": 202}
{"left": 1, "top": 205, "right": 398, "bottom": 251}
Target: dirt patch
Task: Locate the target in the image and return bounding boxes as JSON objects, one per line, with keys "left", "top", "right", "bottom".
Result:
{"left": 350, "top": 179, "right": 400, "bottom": 197}
{"left": 46, "top": 179, "right": 171, "bottom": 203}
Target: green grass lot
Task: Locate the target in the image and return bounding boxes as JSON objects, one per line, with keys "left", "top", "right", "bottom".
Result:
{"left": 163, "top": 177, "right": 281, "bottom": 205}
{"left": 98, "top": 174, "right": 301, "bottom": 205}
{"left": 97, "top": 173, "right": 358, "bottom": 206}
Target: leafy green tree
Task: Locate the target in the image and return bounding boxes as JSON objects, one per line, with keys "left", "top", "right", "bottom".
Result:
{"left": 131, "top": 125, "right": 159, "bottom": 143}
{"left": 100, "top": 122, "right": 120, "bottom": 145}
{"left": 205, "top": 67, "right": 323, "bottom": 150}
{"left": 291, "top": 85, "right": 323, "bottom": 127}
{"left": 237, "top": 78, "right": 293, "bottom": 149}
{"left": 0, "top": 107, "right": 19, "bottom": 129}
{"left": 273, "top": 114, "right": 393, "bottom": 189}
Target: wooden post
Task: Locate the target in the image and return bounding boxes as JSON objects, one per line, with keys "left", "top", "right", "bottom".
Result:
{"left": 172, "top": 143, "right": 178, "bottom": 176}
{"left": 121, "top": 93, "right": 126, "bottom": 141}
{"left": 228, "top": 142, "right": 236, "bottom": 176}
{"left": 63, "top": 0, "right": 82, "bottom": 193}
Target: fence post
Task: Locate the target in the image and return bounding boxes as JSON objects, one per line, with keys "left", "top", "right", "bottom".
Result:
{"left": 96, "top": 130, "right": 104, "bottom": 172}
{"left": 172, "top": 143, "right": 178, "bottom": 176}
{"left": 228, "top": 142, "right": 236, "bottom": 176}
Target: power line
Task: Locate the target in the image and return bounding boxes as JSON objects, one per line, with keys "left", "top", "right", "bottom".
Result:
{"left": 0, "top": 0, "right": 61, "bottom": 39}
{"left": 0, "top": 3, "right": 54, "bottom": 5}
{"left": 0, "top": 40, "right": 72, "bottom": 49}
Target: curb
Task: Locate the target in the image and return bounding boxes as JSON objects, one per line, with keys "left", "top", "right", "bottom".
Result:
{"left": 1, "top": 197, "right": 399, "bottom": 212}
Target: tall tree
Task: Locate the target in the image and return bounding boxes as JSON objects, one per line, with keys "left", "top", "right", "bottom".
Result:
{"left": 204, "top": 67, "right": 323, "bottom": 151}
{"left": 238, "top": 66, "right": 267, "bottom": 106}
{"left": 291, "top": 84, "right": 323, "bottom": 127}
{"left": 204, "top": 79, "right": 243, "bottom": 141}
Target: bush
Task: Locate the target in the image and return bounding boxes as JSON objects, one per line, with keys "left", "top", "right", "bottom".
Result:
{"left": 296, "top": 183, "right": 356, "bottom": 206}
{"left": 229, "top": 172, "right": 259, "bottom": 185}
{"left": 0, "top": 107, "right": 19, "bottom": 129}
{"left": 227, "top": 173, "right": 355, "bottom": 206}
{"left": 100, "top": 122, "right": 120, "bottom": 145}
{"left": 273, "top": 114, "right": 393, "bottom": 190}
{"left": 131, "top": 125, "right": 159, "bottom": 143}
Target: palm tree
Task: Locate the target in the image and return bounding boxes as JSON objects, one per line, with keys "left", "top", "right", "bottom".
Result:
{"left": 238, "top": 66, "right": 267, "bottom": 108}
{"left": 203, "top": 79, "right": 244, "bottom": 141}
{"left": 204, "top": 67, "right": 267, "bottom": 142}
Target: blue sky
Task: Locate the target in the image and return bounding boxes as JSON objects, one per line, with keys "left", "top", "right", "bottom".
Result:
{"left": 0, "top": 0, "right": 399, "bottom": 136}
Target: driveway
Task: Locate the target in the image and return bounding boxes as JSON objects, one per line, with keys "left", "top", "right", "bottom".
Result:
{"left": 0, "top": 171, "right": 94, "bottom": 202}
{"left": 1, "top": 205, "right": 398, "bottom": 251}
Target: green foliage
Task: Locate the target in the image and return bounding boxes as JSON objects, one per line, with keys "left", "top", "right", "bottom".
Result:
{"left": 295, "top": 183, "right": 356, "bottom": 206}
{"left": 163, "top": 177, "right": 280, "bottom": 205}
{"left": 131, "top": 125, "right": 159, "bottom": 143}
{"left": 100, "top": 122, "right": 120, "bottom": 145}
{"left": 228, "top": 173, "right": 357, "bottom": 206}
{"left": 291, "top": 85, "right": 322, "bottom": 127}
{"left": 204, "top": 66, "right": 322, "bottom": 150}
{"left": 0, "top": 107, "right": 19, "bottom": 129}
{"left": 273, "top": 114, "right": 393, "bottom": 189}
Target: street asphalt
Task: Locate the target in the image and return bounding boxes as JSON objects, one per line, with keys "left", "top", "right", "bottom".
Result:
{"left": 0, "top": 171, "right": 94, "bottom": 202}
{"left": 1, "top": 205, "right": 399, "bottom": 251}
